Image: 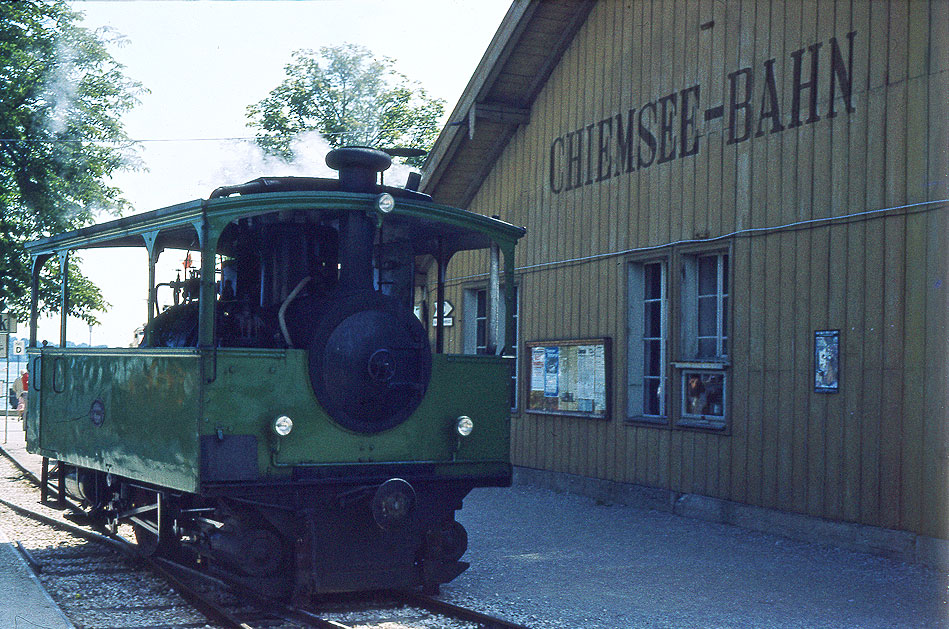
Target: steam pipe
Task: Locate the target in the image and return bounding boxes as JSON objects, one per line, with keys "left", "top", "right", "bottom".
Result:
{"left": 338, "top": 212, "right": 375, "bottom": 291}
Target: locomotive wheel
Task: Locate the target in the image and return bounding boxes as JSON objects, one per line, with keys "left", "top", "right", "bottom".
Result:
{"left": 308, "top": 290, "right": 432, "bottom": 434}
{"left": 440, "top": 520, "right": 468, "bottom": 563}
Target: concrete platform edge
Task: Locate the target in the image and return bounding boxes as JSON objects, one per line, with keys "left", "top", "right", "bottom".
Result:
{"left": 0, "top": 529, "right": 77, "bottom": 629}
{"left": 512, "top": 466, "right": 949, "bottom": 571}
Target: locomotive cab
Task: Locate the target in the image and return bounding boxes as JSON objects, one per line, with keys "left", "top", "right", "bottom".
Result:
{"left": 23, "top": 146, "right": 525, "bottom": 597}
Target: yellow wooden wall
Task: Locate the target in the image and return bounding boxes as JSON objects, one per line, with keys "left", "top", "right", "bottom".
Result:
{"left": 439, "top": 0, "right": 947, "bottom": 539}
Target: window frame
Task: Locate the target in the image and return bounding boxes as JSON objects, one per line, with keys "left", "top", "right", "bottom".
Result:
{"left": 674, "top": 248, "right": 730, "bottom": 430}
{"left": 625, "top": 245, "right": 732, "bottom": 432}
{"left": 626, "top": 258, "right": 669, "bottom": 425}
{"left": 677, "top": 367, "right": 728, "bottom": 429}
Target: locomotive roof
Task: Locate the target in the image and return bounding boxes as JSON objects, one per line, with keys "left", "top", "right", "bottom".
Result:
{"left": 25, "top": 187, "right": 525, "bottom": 258}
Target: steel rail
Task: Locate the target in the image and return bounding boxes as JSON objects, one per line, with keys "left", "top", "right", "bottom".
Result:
{"left": 0, "top": 446, "right": 353, "bottom": 628}
{"left": 394, "top": 589, "right": 534, "bottom": 629}
{"left": 1, "top": 443, "right": 526, "bottom": 628}
{"left": 0, "top": 480, "right": 255, "bottom": 629}
{"left": 154, "top": 557, "right": 355, "bottom": 629}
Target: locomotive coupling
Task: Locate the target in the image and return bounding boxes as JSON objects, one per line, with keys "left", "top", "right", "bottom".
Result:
{"left": 371, "top": 478, "right": 416, "bottom": 530}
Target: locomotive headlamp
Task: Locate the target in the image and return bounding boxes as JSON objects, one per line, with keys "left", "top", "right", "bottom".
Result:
{"left": 455, "top": 415, "right": 474, "bottom": 437}
{"left": 272, "top": 415, "right": 294, "bottom": 437}
{"left": 375, "top": 192, "right": 395, "bottom": 214}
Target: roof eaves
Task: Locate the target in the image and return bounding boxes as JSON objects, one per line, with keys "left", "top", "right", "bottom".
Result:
{"left": 421, "top": 0, "right": 595, "bottom": 208}
{"left": 421, "top": 0, "right": 536, "bottom": 199}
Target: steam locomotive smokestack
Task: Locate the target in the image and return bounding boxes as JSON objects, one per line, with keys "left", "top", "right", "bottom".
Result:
{"left": 326, "top": 146, "right": 392, "bottom": 192}
{"left": 326, "top": 147, "right": 393, "bottom": 291}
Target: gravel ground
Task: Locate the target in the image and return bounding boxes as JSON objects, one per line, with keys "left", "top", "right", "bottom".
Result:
{"left": 2, "top": 421, "right": 945, "bottom": 629}
{"left": 0, "top": 452, "right": 495, "bottom": 628}
{"left": 0, "top": 458, "right": 219, "bottom": 628}
{"left": 443, "top": 485, "right": 948, "bottom": 629}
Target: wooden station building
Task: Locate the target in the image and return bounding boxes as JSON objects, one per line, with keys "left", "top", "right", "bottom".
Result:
{"left": 420, "top": 0, "right": 948, "bottom": 562}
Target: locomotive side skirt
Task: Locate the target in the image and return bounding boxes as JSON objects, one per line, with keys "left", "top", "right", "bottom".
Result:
{"left": 200, "top": 350, "right": 512, "bottom": 486}
{"left": 26, "top": 348, "right": 512, "bottom": 491}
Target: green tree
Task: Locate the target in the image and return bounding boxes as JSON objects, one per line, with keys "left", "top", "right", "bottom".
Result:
{"left": 246, "top": 44, "right": 444, "bottom": 167}
{"left": 0, "top": 0, "right": 143, "bottom": 325}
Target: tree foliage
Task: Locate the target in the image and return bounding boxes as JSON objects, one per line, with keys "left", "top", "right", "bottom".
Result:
{"left": 0, "top": 0, "right": 143, "bottom": 325}
{"left": 246, "top": 44, "right": 444, "bottom": 167}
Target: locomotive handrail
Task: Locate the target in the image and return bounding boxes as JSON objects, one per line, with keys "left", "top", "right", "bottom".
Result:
{"left": 28, "top": 346, "right": 201, "bottom": 357}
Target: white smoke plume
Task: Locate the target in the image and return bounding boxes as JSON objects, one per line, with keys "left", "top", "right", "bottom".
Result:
{"left": 117, "top": 131, "right": 418, "bottom": 215}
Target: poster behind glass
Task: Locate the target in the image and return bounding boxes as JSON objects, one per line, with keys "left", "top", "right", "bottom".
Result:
{"left": 526, "top": 339, "right": 609, "bottom": 418}
{"left": 814, "top": 330, "right": 840, "bottom": 393}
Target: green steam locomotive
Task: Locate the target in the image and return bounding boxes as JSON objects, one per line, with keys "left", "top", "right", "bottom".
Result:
{"left": 23, "top": 147, "right": 524, "bottom": 598}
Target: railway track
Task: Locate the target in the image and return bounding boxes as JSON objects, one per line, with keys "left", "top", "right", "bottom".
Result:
{"left": 0, "top": 447, "right": 532, "bottom": 628}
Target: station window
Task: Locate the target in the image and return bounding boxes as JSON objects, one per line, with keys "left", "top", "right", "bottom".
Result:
{"left": 474, "top": 289, "right": 488, "bottom": 354}
{"left": 676, "top": 251, "right": 729, "bottom": 430}
{"left": 627, "top": 250, "right": 730, "bottom": 430}
{"left": 626, "top": 260, "right": 668, "bottom": 422}
{"left": 681, "top": 370, "right": 726, "bottom": 419}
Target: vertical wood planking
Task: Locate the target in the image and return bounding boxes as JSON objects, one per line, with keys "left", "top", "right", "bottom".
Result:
{"left": 879, "top": 0, "right": 907, "bottom": 529}
{"left": 655, "top": 0, "right": 673, "bottom": 490}
{"left": 640, "top": 0, "right": 659, "bottom": 488}
{"left": 706, "top": 0, "right": 732, "bottom": 497}
{"left": 923, "top": 202, "right": 948, "bottom": 537}
{"left": 742, "top": 0, "right": 765, "bottom": 506}
{"left": 720, "top": 0, "right": 746, "bottom": 505}
{"left": 924, "top": 0, "right": 949, "bottom": 538}
{"left": 630, "top": 0, "right": 648, "bottom": 487}
{"left": 816, "top": 0, "right": 839, "bottom": 522}
{"left": 637, "top": 0, "right": 660, "bottom": 491}
{"left": 899, "top": 0, "right": 932, "bottom": 536}
{"left": 575, "top": 7, "right": 594, "bottom": 479}
{"left": 441, "top": 0, "right": 945, "bottom": 540}
{"left": 600, "top": 1, "right": 621, "bottom": 482}
{"left": 771, "top": 0, "right": 795, "bottom": 511}
{"left": 836, "top": 0, "right": 862, "bottom": 526}
{"left": 616, "top": 0, "right": 635, "bottom": 484}
{"left": 669, "top": 0, "right": 691, "bottom": 494}
{"left": 595, "top": 3, "right": 612, "bottom": 480}
{"left": 902, "top": 206, "right": 927, "bottom": 533}
{"left": 559, "top": 28, "right": 577, "bottom": 477}
{"left": 536, "top": 26, "right": 560, "bottom": 474}
{"left": 759, "top": 0, "right": 783, "bottom": 509}
{"left": 857, "top": 0, "right": 890, "bottom": 527}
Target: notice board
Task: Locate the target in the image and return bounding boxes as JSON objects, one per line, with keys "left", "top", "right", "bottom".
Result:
{"left": 525, "top": 338, "right": 610, "bottom": 419}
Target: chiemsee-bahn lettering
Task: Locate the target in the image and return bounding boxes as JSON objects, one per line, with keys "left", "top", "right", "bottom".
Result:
{"left": 549, "top": 31, "right": 857, "bottom": 194}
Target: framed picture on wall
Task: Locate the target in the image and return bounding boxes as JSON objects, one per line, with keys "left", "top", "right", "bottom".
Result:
{"left": 814, "top": 330, "right": 840, "bottom": 393}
